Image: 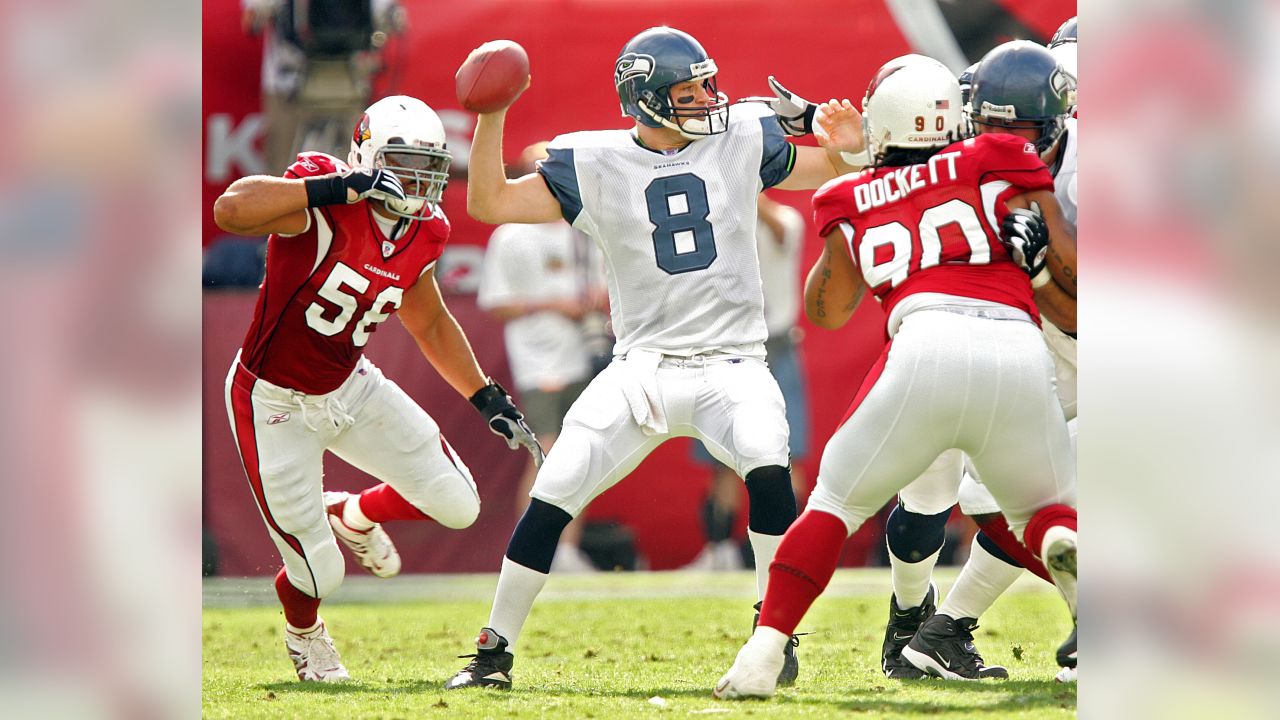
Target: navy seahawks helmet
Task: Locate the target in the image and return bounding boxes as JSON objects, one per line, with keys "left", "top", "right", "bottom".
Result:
{"left": 968, "top": 40, "right": 1074, "bottom": 153}
{"left": 615, "top": 27, "right": 729, "bottom": 139}
{"left": 1050, "top": 16, "right": 1077, "bottom": 48}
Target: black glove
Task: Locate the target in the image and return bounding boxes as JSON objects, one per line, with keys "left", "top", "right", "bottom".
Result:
{"left": 469, "top": 381, "right": 546, "bottom": 467}
{"left": 1000, "top": 202, "right": 1050, "bottom": 281}
{"left": 738, "top": 76, "right": 817, "bottom": 137}
{"left": 305, "top": 169, "right": 406, "bottom": 207}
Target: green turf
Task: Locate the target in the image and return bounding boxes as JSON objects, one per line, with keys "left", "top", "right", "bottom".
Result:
{"left": 203, "top": 569, "right": 1075, "bottom": 719}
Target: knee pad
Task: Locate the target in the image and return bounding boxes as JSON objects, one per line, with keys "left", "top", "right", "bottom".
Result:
{"left": 506, "top": 498, "right": 573, "bottom": 573}
{"left": 885, "top": 503, "right": 951, "bottom": 562}
{"left": 425, "top": 462, "right": 481, "bottom": 530}
{"left": 284, "top": 537, "right": 345, "bottom": 599}
{"left": 529, "top": 429, "right": 599, "bottom": 517}
{"left": 745, "top": 465, "right": 797, "bottom": 535}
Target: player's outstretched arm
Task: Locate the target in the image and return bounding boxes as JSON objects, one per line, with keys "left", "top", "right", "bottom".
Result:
{"left": 1009, "top": 189, "right": 1077, "bottom": 298}
{"left": 804, "top": 229, "right": 866, "bottom": 329}
{"left": 399, "top": 268, "right": 489, "bottom": 397}
{"left": 213, "top": 176, "right": 312, "bottom": 236}
{"left": 215, "top": 169, "right": 406, "bottom": 236}
{"left": 777, "top": 100, "right": 865, "bottom": 191}
{"left": 400, "top": 268, "right": 546, "bottom": 464}
{"left": 467, "top": 103, "right": 563, "bottom": 225}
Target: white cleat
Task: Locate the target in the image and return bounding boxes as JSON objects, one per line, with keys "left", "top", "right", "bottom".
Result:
{"left": 285, "top": 620, "right": 351, "bottom": 682}
{"left": 325, "top": 491, "right": 401, "bottom": 578}
{"left": 1055, "top": 665, "right": 1077, "bottom": 683}
{"left": 713, "top": 628, "right": 787, "bottom": 700}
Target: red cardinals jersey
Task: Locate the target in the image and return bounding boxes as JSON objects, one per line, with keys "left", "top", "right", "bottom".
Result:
{"left": 813, "top": 133, "right": 1054, "bottom": 332}
{"left": 238, "top": 152, "right": 450, "bottom": 395}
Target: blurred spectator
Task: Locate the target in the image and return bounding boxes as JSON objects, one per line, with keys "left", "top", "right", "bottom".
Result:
{"left": 685, "top": 193, "right": 810, "bottom": 570}
{"left": 243, "top": 0, "right": 405, "bottom": 172}
{"left": 477, "top": 142, "right": 609, "bottom": 573}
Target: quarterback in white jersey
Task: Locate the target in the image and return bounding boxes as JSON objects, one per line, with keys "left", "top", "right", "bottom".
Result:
{"left": 446, "top": 26, "right": 865, "bottom": 691}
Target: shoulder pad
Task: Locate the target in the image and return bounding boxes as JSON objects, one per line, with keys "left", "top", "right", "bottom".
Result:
{"left": 283, "top": 152, "right": 349, "bottom": 179}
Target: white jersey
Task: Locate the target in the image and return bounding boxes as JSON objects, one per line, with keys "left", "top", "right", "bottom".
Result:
{"left": 537, "top": 102, "right": 794, "bottom": 357}
{"left": 477, "top": 221, "right": 594, "bottom": 391}
{"left": 1054, "top": 117, "right": 1077, "bottom": 227}
{"left": 1044, "top": 116, "right": 1077, "bottom": 379}
{"left": 756, "top": 202, "right": 806, "bottom": 338}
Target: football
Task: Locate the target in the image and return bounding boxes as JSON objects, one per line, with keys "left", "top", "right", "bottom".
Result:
{"left": 455, "top": 40, "right": 530, "bottom": 113}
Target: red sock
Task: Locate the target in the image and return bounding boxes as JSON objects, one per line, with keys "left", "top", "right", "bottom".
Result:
{"left": 275, "top": 567, "right": 320, "bottom": 629}
{"left": 1022, "top": 503, "right": 1077, "bottom": 563}
{"left": 975, "top": 514, "right": 1054, "bottom": 584}
{"left": 758, "top": 510, "right": 850, "bottom": 636}
{"left": 358, "top": 483, "right": 428, "bottom": 523}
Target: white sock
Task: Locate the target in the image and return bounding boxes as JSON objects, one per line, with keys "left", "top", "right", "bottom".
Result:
{"left": 345, "top": 494, "right": 375, "bottom": 531}
{"left": 936, "top": 538, "right": 1022, "bottom": 620}
{"left": 889, "top": 545, "right": 941, "bottom": 609}
{"left": 748, "top": 530, "right": 784, "bottom": 600}
{"left": 748, "top": 625, "right": 789, "bottom": 655}
{"left": 487, "top": 557, "right": 550, "bottom": 653}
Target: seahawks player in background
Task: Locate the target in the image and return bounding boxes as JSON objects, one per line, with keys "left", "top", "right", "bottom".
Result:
{"left": 445, "top": 26, "right": 865, "bottom": 690}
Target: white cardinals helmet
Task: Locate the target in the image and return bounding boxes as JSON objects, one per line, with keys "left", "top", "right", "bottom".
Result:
{"left": 861, "top": 54, "right": 963, "bottom": 164}
{"left": 349, "top": 95, "right": 451, "bottom": 219}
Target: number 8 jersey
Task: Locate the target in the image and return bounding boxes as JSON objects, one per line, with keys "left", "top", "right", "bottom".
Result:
{"left": 238, "top": 152, "right": 450, "bottom": 395}
{"left": 812, "top": 133, "right": 1055, "bottom": 337}
{"left": 537, "top": 102, "right": 792, "bottom": 356}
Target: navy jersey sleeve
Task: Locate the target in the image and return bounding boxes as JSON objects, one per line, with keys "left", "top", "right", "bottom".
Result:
{"left": 536, "top": 147, "right": 584, "bottom": 223}
{"left": 758, "top": 114, "right": 795, "bottom": 189}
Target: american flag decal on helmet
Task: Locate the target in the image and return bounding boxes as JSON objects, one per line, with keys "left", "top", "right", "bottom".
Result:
{"left": 935, "top": 99, "right": 950, "bottom": 109}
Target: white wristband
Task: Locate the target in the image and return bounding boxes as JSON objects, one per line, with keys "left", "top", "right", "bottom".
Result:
{"left": 1031, "top": 268, "right": 1054, "bottom": 289}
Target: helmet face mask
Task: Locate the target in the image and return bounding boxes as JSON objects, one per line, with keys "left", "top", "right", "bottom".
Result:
{"left": 349, "top": 96, "right": 452, "bottom": 219}
{"left": 860, "top": 54, "right": 964, "bottom": 165}
{"left": 967, "top": 41, "right": 1074, "bottom": 154}
{"left": 615, "top": 28, "right": 730, "bottom": 140}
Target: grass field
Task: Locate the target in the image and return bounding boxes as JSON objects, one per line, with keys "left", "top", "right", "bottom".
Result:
{"left": 203, "top": 569, "right": 1075, "bottom": 719}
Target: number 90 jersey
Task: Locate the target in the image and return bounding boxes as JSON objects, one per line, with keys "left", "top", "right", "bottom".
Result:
{"left": 238, "top": 152, "right": 450, "bottom": 395}
{"left": 813, "top": 133, "right": 1054, "bottom": 337}
{"left": 537, "top": 102, "right": 793, "bottom": 356}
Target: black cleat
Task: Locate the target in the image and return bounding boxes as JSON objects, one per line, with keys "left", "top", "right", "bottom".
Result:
{"left": 901, "top": 614, "right": 1009, "bottom": 681}
{"left": 1056, "top": 622, "right": 1077, "bottom": 669}
{"left": 752, "top": 602, "right": 801, "bottom": 686}
{"left": 881, "top": 584, "right": 937, "bottom": 679}
{"left": 445, "top": 627, "right": 514, "bottom": 690}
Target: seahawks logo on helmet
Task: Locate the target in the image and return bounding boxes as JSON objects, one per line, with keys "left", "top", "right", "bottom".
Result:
{"left": 615, "top": 53, "right": 655, "bottom": 85}
{"left": 1049, "top": 67, "right": 1073, "bottom": 100}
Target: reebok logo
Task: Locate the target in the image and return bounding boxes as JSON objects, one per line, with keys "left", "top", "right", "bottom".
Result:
{"left": 269, "top": 412, "right": 290, "bottom": 424}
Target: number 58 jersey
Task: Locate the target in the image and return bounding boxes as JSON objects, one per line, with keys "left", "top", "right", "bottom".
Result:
{"left": 813, "top": 133, "right": 1055, "bottom": 337}
{"left": 238, "top": 152, "right": 450, "bottom": 395}
{"left": 537, "top": 102, "right": 792, "bottom": 356}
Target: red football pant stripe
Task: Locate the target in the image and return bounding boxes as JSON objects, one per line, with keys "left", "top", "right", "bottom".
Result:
{"left": 838, "top": 339, "right": 893, "bottom": 428}
{"left": 231, "top": 364, "right": 308, "bottom": 561}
